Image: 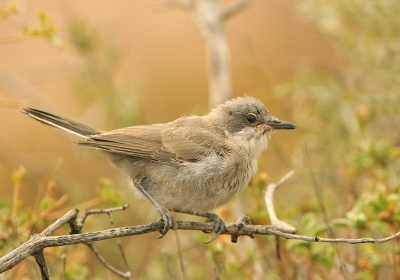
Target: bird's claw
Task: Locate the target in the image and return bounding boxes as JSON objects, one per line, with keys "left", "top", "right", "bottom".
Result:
{"left": 203, "top": 213, "right": 226, "bottom": 244}
{"left": 157, "top": 211, "right": 175, "bottom": 238}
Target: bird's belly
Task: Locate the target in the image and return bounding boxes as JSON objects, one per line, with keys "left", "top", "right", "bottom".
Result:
{"left": 129, "top": 155, "right": 257, "bottom": 212}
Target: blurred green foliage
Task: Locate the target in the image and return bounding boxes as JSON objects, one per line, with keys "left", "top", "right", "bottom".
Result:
{"left": 68, "top": 18, "right": 143, "bottom": 128}
{"left": 2, "top": 0, "right": 400, "bottom": 279}
{"left": 24, "top": 11, "right": 65, "bottom": 47}
{"left": 194, "top": 0, "right": 400, "bottom": 278}
{"left": 264, "top": 0, "right": 400, "bottom": 278}
{"left": 0, "top": 2, "right": 64, "bottom": 46}
{"left": 0, "top": 166, "right": 122, "bottom": 279}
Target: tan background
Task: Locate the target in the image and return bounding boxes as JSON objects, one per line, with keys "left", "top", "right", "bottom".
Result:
{"left": 0, "top": 0, "right": 340, "bottom": 277}
{"left": 1, "top": 0, "right": 336, "bottom": 191}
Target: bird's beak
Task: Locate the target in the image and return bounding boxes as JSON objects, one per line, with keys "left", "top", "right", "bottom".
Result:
{"left": 266, "top": 119, "right": 296, "bottom": 130}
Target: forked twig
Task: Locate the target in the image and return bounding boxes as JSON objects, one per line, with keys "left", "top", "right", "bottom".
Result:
{"left": 72, "top": 204, "right": 132, "bottom": 279}
{"left": 264, "top": 170, "right": 296, "bottom": 234}
{"left": 70, "top": 204, "right": 129, "bottom": 234}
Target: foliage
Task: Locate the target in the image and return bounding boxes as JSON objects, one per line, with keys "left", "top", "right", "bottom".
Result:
{"left": 197, "top": 0, "right": 400, "bottom": 278}
{"left": 24, "top": 11, "right": 65, "bottom": 47}
{"left": 68, "top": 18, "right": 143, "bottom": 128}
{"left": 0, "top": 2, "right": 64, "bottom": 46}
{"left": 2, "top": 0, "right": 400, "bottom": 279}
{"left": 263, "top": 0, "right": 400, "bottom": 278}
{"left": 0, "top": 165, "right": 122, "bottom": 279}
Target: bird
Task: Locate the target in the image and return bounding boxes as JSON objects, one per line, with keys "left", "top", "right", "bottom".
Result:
{"left": 20, "top": 96, "right": 296, "bottom": 242}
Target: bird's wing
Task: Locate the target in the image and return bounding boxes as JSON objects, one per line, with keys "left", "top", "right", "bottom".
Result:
{"left": 76, "top": 118, "right": 229, "bottom": 163}
{"left": 76, "top": 124, "right": 169, "bottom": 160}
{"left": 159, "top": 126, "right": 227, "bottom": 162}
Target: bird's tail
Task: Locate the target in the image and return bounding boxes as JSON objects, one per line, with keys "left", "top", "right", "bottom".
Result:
{"left": 19, "top": 107, "right": 101, "bottom": 137}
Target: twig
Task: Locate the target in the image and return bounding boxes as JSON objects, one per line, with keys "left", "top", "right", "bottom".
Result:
{"left": 221, "top": 0, "right": 250, "bottom": 19}
{"left": 175, "top": 231, "right": 187, "bottom": 280}
{"left": 77, "top": 204, "right": 129, "bottom": 227}
{"left": 70, "top": 204, "right": 133, "bottom": 278}
{"left": 275, "top": 236, "right": 281, "bottom": 260}
{"left": 162, "top": 248, "right": 174, "bottom": 279}
{"left": 116, "top": 239, "right": 132, "bottom": 279}
{"left": 264, "top": 170, "right": 296, "bottom": 233}
{"left": 2, "top": 207, "right": 400, "bottom": 275}
{"left": 62, "top": 254, "right": 66, "bottom": 280}
{"left": 70, "top": 204, "right": 129, "bottom": 234}
{"left": 303, "top": 145, "right": 351, "bottom": 279}
{"left": 86, "top": 242, "right": 131, "bottom": 279}
{"left": 30, "top": 233, "right": 49, "bottom": 280}
{"left": 42, "top": 209, "right": 79, "bottom": 236}
{"left": 32, "top": 250, "right": 49, "bottom": 280}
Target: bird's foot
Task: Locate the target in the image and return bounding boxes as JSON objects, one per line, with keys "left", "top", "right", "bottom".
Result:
{"left": 203, "top": 213, "right": 226, "bottom": 244}
{"left": 157, "top": 209, "right": 176, "bottom": 238}
{"left": 170, "top": 209, "right": 227, "bottom": 243}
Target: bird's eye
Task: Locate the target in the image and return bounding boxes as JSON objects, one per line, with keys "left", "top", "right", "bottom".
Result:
{"left": 246, "top": 113, "right": 257, "bottom": 124}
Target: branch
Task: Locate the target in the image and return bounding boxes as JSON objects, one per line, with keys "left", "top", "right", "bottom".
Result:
{"left": 264, "top": 170, "right": 297, "bottom": 233}
{"left": 86, "top": 242, "right": 131, "bottom": 279}
{"left": 163, "top": 0, "right": 252, "bottom": 108}
{"left": 70, "top": 204, "right": 129, "bottom": 234}
{"left": 221, "top": 0, "right": 251, "bottom": 19}
{"left": 2, "top": 209, "right": 400, "bottom": 275}
{"left": 69, "top": 204, "right": 132, "bottom": 279}
{"left": 31, "top": 247, "right": 49, "bottom": 280}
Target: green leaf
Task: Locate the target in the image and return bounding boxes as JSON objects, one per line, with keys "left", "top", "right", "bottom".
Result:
{"left": 331, "top": 218, "right": 352, "bottom": 228}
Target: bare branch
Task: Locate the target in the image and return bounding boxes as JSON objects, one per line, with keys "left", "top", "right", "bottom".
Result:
{"left": 161, "top": 0, "right": 251, "bottom": 108}
{"left": 78, "top": 204, "right": 129, "bottom": 227}
{"left": 168, "top": 0, "right": 251, "bottom": 108}
{"left": 86, "top": 242, "right": 131, "bottom": 279}
{"left": 31, "top": 232, "right": 49, "bottom": 280}
{"left": 61, "top": 254, "right": 66, "bottom": 280}
{"left": 161, "top": 0, "right": 192, "bottom": 10}
{"left": 221, "top": 0, "right": 251, "bottom": 19}
{"left": 2, "top": 205, "right": 400, "bottom": 276}
{"left": 175, "top": 231, "right": 187, "bottom": 280}
{"left": 116, "top": 239, "right": 132, "bottom": 278}
{"left": 72, "top": 205, "right": 133, "bottom": 278}
{"left": 264, "top": 170, "right": 296, "bottom": 233}
{"left": 269, "top": 229, "right": 400, "bottom": 244}
{"left": 32, "top": 251, "right": 49, "bottom": 280}
{"left": 42, "top": 208, "right": 79, "bottom": 236}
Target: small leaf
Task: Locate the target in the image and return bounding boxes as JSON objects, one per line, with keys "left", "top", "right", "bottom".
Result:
{"left": 331, "top": 218, "right": 352, "bottom": 228}
{"left": 12, "top": 166, "right": 26, "bottom": 185}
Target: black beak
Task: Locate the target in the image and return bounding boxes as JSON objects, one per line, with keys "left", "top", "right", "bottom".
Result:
{"left": 267, "top": 119, "right": 296, "bottom": 130}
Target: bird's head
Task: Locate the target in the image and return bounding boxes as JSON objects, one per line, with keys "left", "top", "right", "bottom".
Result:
{"left": 208, "top": 96, "right": 296, "bottom": 147}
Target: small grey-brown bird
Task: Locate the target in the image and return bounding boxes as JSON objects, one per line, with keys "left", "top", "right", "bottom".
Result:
{"left": 20, "top": 96, "right": 295, "bottom": 242}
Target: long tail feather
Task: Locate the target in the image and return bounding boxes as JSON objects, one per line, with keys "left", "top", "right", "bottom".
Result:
{"left": 19, "top": 107, "right": 101, "bottom": 137}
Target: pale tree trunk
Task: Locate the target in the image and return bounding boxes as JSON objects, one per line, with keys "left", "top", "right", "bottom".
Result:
{"left": 179, "top": 0, "right": 250, "bottom": 108}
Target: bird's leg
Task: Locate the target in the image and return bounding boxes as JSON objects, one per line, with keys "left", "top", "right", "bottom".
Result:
{"left": 133, "top": 181, "right": 175, "bottom": 238}
{"left": 172, "top": 209, "right": 226, "bottom": 243}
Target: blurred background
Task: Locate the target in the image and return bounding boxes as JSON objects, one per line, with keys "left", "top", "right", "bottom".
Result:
{"left": 1, "top": 0, "right": 400, "bottom": 279}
